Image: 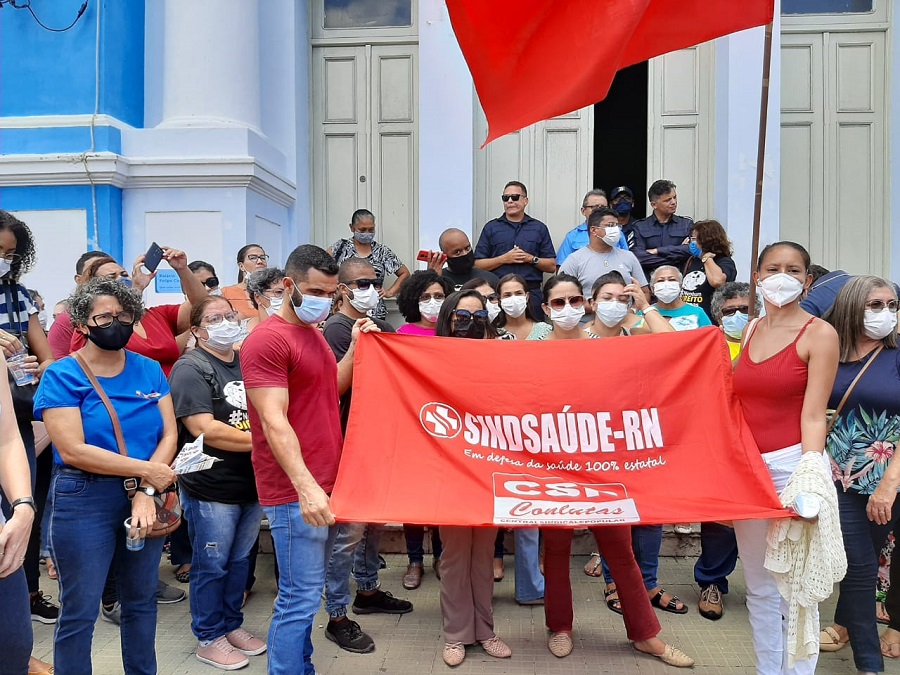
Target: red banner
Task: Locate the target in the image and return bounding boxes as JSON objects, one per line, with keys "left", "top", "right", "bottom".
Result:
{"left": 330, "top": 328, "right": 788, "bottom": 526}
{"left": 445, "top": 0, "right": 775, "bottom": 144}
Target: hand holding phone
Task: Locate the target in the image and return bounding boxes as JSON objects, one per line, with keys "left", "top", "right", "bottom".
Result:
{"left": 143, "top": 242, "right": 164, "bottom": 274}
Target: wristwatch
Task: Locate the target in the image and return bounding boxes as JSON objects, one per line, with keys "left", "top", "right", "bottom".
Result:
{"left": 136, "top": 486, "right": 158, "bottom": 497}
{"left": 531, "top": 256, "right": 540, "bottom": 265}
{"left": 11, "top": 496, "right": 37, "bottom": 515}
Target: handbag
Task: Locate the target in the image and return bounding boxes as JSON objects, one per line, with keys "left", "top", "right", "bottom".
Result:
{"left": 72, "top": 351, "right": 182, "bottom": 537}
{"left": 3, "top": 281, "right": 37, "bottom": 423}
{"left": 825, "top": 345, "right": 883, "bottom": 433}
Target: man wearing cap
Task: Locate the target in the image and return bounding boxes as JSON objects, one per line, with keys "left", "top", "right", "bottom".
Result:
{"left": 609, "top": 186, "right": 638, "bottom": 249}
{"left": 631, "top": 179, "right": 694, "bottom": 276}
{"left": 556, "top": 189, "right": 630, "bottom": 267}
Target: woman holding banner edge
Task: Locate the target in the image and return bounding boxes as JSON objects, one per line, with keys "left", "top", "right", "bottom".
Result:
{"left": 732, "top": 241, "right": 840, "bottom": 675}
{"left": 538, "top": 273, "right": 694, "bottom": 667}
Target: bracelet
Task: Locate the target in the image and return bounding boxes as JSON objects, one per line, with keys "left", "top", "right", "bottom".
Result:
{"left": 642, "top": 306, "right": 659, "bottom": 314}
{"left": 11, "top": 496, "right": 36, "bottom": 515}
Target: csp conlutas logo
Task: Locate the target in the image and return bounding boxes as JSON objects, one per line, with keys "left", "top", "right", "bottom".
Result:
{"left": 419, "top": 402, "right": 462, "bottom": 439}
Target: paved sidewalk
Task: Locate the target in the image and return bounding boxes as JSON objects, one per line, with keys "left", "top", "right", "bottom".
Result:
{"left": 31, "top": 554, "right": 871, "bottom": 674}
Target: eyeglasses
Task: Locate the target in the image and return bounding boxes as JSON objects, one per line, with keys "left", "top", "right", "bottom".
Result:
{"left": 246, "top": 254, "right": 269, "bottom": 263}
{"left": 547, "top": 295, "right": 585, "bottom": 310}
{"left": 349, "top": 278, "right": 384, "bottom": 291}
{"left": 582, "top": 204, "right": 605, "bottom": 212}
{"left": 866, "top": 300, "right": 899, "bottom": 313}
{"left": 501, "top": 194, "right": 524, "bottom": 202}
{"left": 201, "top": 276, "right": 220, "bottom": 289}
{"left": 203, "top": 311, "right": 240, "bottom": 326}
{"left": 453, "top": 309, "right": 489, "bottom": 324}
{"left": 483, "top": 293, "right": 500, "bottom": 303}
{"left": 262, "top": 288, "right": 286, "bottom": 298}
{"left": 720, "top": 305, "right": 750, "bottom": 317}
{"left": 0, "top": 252, "right": 21, "bottom": 263}
{"left": 419, "top": 292, "right": 446, "bottom": 302}
{"left": 91, "top": 312, "right": 136, "bottom": 328}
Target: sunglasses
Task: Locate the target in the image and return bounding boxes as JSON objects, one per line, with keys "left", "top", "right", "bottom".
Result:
{"left": 720, "top": 305, "right": 749, "bottom": 317}
{"left": 348, "top": 278, "right": 384, "bottom": 291}
{"left": 453, "top": 309, "right": 489, "bottom": 324}
{"left": 501, "top": 194, "right": 524, "bottom": 202}
{"left": 202, "top": 276, "right": 220, "bottom": 289}
{"left": 866, "top": 300, "right": 899, "bottom": 313}
{"left": 547, "top": 295, "right": 585, "bottom": 310}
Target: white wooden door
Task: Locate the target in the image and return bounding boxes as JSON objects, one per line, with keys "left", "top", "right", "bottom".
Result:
{"left": 312, "top": 44, "right": 418, "bottom": 271}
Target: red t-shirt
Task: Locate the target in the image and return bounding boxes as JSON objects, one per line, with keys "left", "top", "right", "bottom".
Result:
{"left": 241, "top": 315, "right": 343, "bottom": 506}
{"left": 48, "top": 311, "right": 76, "bottom": 360}
{"left": 70, "top": 304, "right": 182, "bottom": 376}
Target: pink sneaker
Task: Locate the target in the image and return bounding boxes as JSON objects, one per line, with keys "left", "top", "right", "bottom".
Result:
{"left": 196, "top": 636, "right": 250, "bottom": 670}
{"left": 226, "top": 627, "right": 267, "bottom": 655}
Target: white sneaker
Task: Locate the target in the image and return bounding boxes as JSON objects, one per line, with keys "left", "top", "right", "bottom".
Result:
{"left": 196, "top": 636, "right": 249, "bottom": 670}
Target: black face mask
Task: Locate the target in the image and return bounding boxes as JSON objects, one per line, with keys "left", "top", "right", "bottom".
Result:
{"left": 85, "top": 322, "right": 134, "bottom": 351}
{"left": 446, "top": 251, "right": 476, "bottom": 275}
{"left": 452, "top": 321, "right": 485, "bottom": 340}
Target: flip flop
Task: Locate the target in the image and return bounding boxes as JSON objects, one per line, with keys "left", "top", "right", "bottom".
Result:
{"left": 878, "top": 602, "right": 891, "bottom": 625}
{"left": 882, "top": 628, "right": 900, "bottom": 658}
{"left": 174, "top": 565, "right": 191, "bottom": 584}
{"left": 604, "top": 588, "right": 623, "bottom": 615}
{"left": 820, "top": 626, "right": 849, "bottom": 652}
{"left": 649, "top": 589, "right": 688, "bottom": 614}
{"left": 583, "top": 552, "right": 604, "bottom": 577}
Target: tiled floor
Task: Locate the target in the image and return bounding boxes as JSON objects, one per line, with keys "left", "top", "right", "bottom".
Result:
{"left": 31, "top": 553, "right": 872, "bottom": 674}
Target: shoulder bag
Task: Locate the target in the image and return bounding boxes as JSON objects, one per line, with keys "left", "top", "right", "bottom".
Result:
{"left": 826, "top": 345, "right": 883, "bottom": 434}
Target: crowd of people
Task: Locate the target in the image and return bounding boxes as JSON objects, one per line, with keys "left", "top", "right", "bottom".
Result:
{"left": 0, "top": 175, "right": 897, "bottom": 675}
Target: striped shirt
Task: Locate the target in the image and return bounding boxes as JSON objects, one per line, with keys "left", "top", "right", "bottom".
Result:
{"left": 0, "top": 281, "right": 37, "bottom": 338}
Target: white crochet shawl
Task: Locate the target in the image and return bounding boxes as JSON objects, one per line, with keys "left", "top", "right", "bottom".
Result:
{"left": 764, "top": 451, "right": 847, "bottom": 667}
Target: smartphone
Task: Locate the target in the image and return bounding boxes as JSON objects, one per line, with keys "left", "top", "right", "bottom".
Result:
{"left": 144, "top": 242, "right": 164, "bottom": 273}
{"left": 417, "top": 249, "right": 432, "bottom": 262}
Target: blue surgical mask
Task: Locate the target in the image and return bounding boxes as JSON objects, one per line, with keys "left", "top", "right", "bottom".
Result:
{"left": 613, "top": 200, "right": 632, "bottom": 215}
{"left": 291, "top": 289, "right": 332, "bottom": 324}
{"left": 120, "top": 277, "right": 134, "bottom": 288}
{"left": 721, "top": 311, "right": 748, "bottom": 339}
{"left": 354, "top": 232, "right": 376, "bottom": 245}
{"left": 689, "top": 241, "right": 702, "bottom": 258}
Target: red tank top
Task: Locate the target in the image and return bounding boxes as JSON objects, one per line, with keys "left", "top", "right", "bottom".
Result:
{"left": 733, "top": 317, "right": 815, "bottom": 454}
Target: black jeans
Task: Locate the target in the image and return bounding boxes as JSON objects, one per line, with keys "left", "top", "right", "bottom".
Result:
{"left": 403, "top": 525, "right": 442, "bottom": 564}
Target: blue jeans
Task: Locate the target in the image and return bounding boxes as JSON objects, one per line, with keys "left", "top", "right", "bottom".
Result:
{"left": 513, "top": 528, "right": 544, "bottom": 602}
{"left": 324, "top": 523, "right": 380, "bottom": 619}
{"left": 694, "top": 522, "right": 738, "bottom": 593}
{"left": 49, "top": 469, "right": 165, "bottom": 675}
{"left": 833, "top": 486, "right": 899, "bottom": 673}
{"left": 180, "top": 490, "right": 262, "bottom": 643}
{"left": 0, "top": 567, "right": 31, "bottom": 675}
{"left": 264, "top": 502, "right": 337, "bottom": 675}
{"left": 601, "top": 524, "right": 662, "bottom": 590}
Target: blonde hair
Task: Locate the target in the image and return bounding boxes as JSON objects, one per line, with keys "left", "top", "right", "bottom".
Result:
{"left": 823, "top": 275, "right": 897, "bottom": 362}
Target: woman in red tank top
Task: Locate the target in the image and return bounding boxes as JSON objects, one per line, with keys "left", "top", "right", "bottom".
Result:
{"left": 732, "top": 241, "right": 839, "bottom": 675}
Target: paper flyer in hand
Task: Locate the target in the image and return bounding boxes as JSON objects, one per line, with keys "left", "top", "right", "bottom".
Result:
{"left": 173, "top": 434, "right": 222, "bottom": 475}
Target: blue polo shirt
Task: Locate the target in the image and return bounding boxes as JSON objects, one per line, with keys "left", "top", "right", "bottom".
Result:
{"left": 631, "top": 213, "right": 694, "bottom": 273}
{"left": 474, "top": 214, "right": 556, "bottom": 286}
{"left": 556, "top": 221, "right": 630, "bottom": 265}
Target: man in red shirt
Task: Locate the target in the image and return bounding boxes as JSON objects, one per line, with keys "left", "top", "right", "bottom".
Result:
{"left": 242, "top": 244, "right": 378, "bottom": 675}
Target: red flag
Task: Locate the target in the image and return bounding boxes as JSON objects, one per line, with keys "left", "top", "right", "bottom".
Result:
{"left": 330, "top": 328, "right": 788, "bottom": 527}
{"left": 446, "top": 0, "right": 775, "bottom": 144}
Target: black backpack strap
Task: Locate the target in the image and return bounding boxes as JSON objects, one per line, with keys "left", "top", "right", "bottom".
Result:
{"left": 181, "top": 349, "right": 222, "bottom": 400}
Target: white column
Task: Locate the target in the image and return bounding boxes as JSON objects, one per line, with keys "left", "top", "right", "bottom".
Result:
{"left": 158, "top": 0, "right": 261, "bottom": 132}
{"left": 418, "top": 0, "right": 474, "bottom": 250}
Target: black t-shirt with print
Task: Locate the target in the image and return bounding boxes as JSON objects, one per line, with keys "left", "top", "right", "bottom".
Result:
{"left": 680, "top": 255, "right": 737, "bottom": 320}
{"left": 169, "top": 349, "right": 257, "bottom": 504}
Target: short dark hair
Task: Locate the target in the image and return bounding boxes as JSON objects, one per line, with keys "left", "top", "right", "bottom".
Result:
{"left": 504, "top": 181, "right": 527, "bottom": 196}
{"left": 648, "top": 180, "right": 676, "bottom": 202}
{"left": 435, "top": 290, "right": 498, "bottom": 339}
{"left": 338, "top": 257, "right": 376, "bottom": 284}
{"left": 808, "top": 264, "right": 830, "bottom": 283}
{"left": 351, "top": 209, "right": 375, "bottom": 226}
{"left": 76, "top": 250, "right": 109, "bottom": 275}
{"left": 396, "top": 270, "right": 452, "bottom": 323}
{"left": 757, "top": 241, "right": 810, "bottom": 272}
{"left": 284, "top": 244, "right": 338, "bottom": 282}
{"left": 83, "top": 255, "right": 119, "bottom": 280}
{"left": 245, "top": 267, "right": 286, "bottom": 309}
{"left": 188, "top": 260, "right": 217, "bottom": 276}
{"left": 190, "top": 295, "right": 235, "bottom": 328}
{"left": 460, "top": 277, "right": 497, "bottom": 293}
{"left": 236, "top": 244, "right": 266, "bottom": 282}
{"left": 0, "top": 211, "right": 36, "bottom": 280}
{"left": 68, "top": 278, "right": 145, "bottom": 327}
{"left": 495, "top": 274, "right": 535, "bottom": 327}
{"left": 587, "top": 207, "right": 619, "bottom": 228}
{"left": 542, "top": 273, "right": 583, "bottom": 303}
{"left": 591, "top": 271, "right": 627, "bottom": 299}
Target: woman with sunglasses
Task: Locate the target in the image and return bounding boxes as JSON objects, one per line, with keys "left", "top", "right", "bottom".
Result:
{"left": 188, "top": 261, "right": 222, "bottom": 296}
{"left": 169, "top": 295, "right": 266, "bottom": 670}
{"left": 813, "top": 276, "right": 900, "bottom": 674}
{"left": 328, "top": 209, "right": 410, "bottom": 321}
{"left": 222, "top": 245, "right": 270, "bottom": 320}
{"left": 538, "top": 274, "right": 692, "bottom": 667}
{"left": 434, "top": 290, "right": 506, "bottom": 667}
{"left": 34, "top": 278, "right": 177, "bottom": 674}
{"left": 460, "top": 278, "right": 502, "bottom": 327}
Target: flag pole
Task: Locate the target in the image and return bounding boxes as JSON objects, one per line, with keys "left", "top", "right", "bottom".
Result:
{"left": 748, "top": 21, "right": 774, "bottom": 319}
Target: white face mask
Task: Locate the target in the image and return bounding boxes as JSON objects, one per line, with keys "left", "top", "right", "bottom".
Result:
{"left": 0, "top": 259, "right": 10, "bottom": 278}
{"left": 601, "top": 226, "right": 621, "bottom": 247}
{"left": 864, "top": 309, "right": 898, "bottom": 340}
{"left": 653, "top": 281, "right": 681, "bottom": 304}
{"left": 758, "top": 273, "right": 805, "bottom": 308}
{"left": 264, "top": 296, "right": 284, "bottom": 317}
{"left": 485, "top": 301, "right": 501, "bottom": 322}
{"left": 418, "top": 298, "right": 443, "bottom": 323}
{"left": 208, "top": 288, "right": 223, "bottom": 297}
{"left": 500, "top": 295, "right": 528, "bottom": 319}
{"left": 348, "top": 285, "right": 379, "bottom": 314}
{"left": 595, "top": 300, "right": 629, "bottom": 327}
{"left": 204, "top": 320, "right": 242, "bottom": 352}
{"left": 550, "top": 303, "right": 585, "bottom": 331}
